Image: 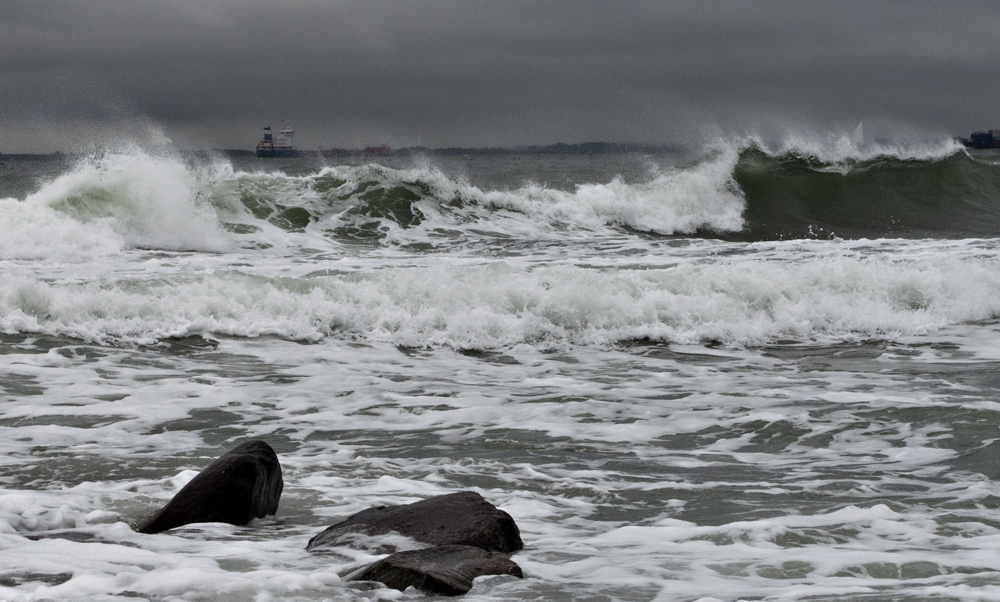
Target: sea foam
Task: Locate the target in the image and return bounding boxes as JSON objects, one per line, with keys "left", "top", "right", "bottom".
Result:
{"left": 1, "top": 148, "right": 231, "bottom": 259}
{"left": 3, "top": 242, "right": 1000, "bottom": 347}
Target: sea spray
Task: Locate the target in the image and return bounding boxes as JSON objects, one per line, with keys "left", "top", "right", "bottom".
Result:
{"left": 19, "top": 147, "right": 231, "bottom": 255}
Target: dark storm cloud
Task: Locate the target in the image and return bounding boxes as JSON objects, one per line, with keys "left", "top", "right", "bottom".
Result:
{"left": 2, "top": 1, "right": 999, "bottom": 151}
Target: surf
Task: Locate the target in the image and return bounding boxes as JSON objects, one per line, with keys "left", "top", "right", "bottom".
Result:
{"left": 731, "top": 141, "right": 1000, "bottom": 241}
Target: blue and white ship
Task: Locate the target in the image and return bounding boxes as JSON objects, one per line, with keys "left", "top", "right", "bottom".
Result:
{"left": 256, "top": 124, "right": 302, "bottom": 158}
{"left": 959, "top": 130, "right": 1000, "bottom": 149}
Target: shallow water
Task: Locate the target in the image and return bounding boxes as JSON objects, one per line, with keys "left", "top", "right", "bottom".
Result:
{"left": 3, "top": 139, "right": 1000, "bottom": 601}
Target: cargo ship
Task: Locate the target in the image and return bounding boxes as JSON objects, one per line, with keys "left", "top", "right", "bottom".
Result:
{"left": 959, "top": 130, "right": 1000, "bottom": 149}
{"left": 256, "top": 124, "right": 303, "bottom": 158}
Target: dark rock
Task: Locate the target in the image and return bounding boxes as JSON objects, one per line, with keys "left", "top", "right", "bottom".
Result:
{"left": 139, "top": 440, "right": 283, "bottom": 534}
{"left": 307, "top": 491, "right": 522, "bottom": 554}
{"left": 349, "top": 544, "right": 522, "bottom": 596}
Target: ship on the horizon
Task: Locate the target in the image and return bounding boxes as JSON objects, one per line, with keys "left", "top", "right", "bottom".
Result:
{"left": 256, "top": 124, "right": 303, "bottom": 158}
{"left": 256, "top": 123, "right": 395, "bottom": 158}
{"left": 959, "top": 130, "right": 1000, "bottom": 149}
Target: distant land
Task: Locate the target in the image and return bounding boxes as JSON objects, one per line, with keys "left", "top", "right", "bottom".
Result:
{"left": 0, "top": 142, "right": 683, "bottom": 161}
{"left": 228, "top": 141, "right": 683, "bottom": 158}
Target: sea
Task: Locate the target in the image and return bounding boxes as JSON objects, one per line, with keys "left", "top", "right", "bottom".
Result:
{"left": 3, "top": 134, "right": 1000, "bottom": 602}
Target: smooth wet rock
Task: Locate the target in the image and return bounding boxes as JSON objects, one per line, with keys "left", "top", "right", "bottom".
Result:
{"left": 349, "top": 544, "right": 523, "bottom": 596}
{"left": 139, "top": 440, "right": 283, "bottom": 534}
{"left": 307, "top": 491, "right": 522, "bottom": 554}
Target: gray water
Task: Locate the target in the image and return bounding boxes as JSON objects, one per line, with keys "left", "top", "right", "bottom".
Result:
{"left": 3, "top": 141, "right": 1000, "bottom": 601}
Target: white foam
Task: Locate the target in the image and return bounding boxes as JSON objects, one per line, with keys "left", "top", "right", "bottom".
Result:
{"left": 2, "top": 325, "right": 998, "bottom": 601}
{"left": 475, "top": 148, "right": 744, "bottom": 235}
{"left": 0, "top": 195, "right": 124, "bottom": 260}
{"left": 4, "top": 240, "right": 1000, "bottom": 348}
{"left": 732, "top": 129, "right": 963, "bottom": 164}
{"left": 3, "top": 148, "right": 231, "bottom": 259}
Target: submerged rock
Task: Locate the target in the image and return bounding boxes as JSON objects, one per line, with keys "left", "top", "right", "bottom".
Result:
{"left": 307, "top": 491, "right": 522, "bottom": 554}
{"left": 349, "top": 544, "right": 522, "bottom": 596}
{"left": 139, "top": 440, "right": 283, "bottom": 534}
{"left": 309, "top": 491, "right": 524, "bottom": 595}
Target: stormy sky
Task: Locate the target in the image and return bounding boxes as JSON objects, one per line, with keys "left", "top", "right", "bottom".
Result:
{"left": 2, "top": 1, "right": 999, "bottom": 152}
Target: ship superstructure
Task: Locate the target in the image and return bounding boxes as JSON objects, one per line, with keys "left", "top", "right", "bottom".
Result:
{"left": 960, "top": 130, "right": 1000, "bottom": 149}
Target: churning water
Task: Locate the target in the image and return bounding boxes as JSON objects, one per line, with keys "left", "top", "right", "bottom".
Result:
{"left": 4, "top": 135, "right": 1000, "bottom": 601}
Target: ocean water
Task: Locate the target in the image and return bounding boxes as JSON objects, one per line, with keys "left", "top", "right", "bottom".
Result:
{"left": 3, "top": 135, "right": 1000, "bottom": 601}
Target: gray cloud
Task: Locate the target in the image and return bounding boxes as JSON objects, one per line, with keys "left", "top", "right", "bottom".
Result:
{"left": 2, "top": 1, "right": 999, "bottom": 151}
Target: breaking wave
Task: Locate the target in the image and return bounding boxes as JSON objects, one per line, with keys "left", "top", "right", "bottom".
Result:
{"left": 3, "top": 134, "right": 996, "bottom": 263}
{"left": 732, "top": 137, "right": 1000, "bottom": 241}
{"left": 4, "top": 245, "right": 1000, "bottom": 348}
{"left": 216, "top": 136, "right": 1000, "bottom": 245}
{"left": 0, "top": 148, "right": 230, "bottom": 259}
{"left": 214, "top": 151, "right": 745, "bottom": 248}
{"left": 3, "top": 135, "right": 1000, "bottom": 348}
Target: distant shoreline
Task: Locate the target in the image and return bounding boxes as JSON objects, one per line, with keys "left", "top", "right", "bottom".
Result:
{"left": 273, "top": 141, "right": 685, "bottom": 157}
{"left": 0, "top": 142, "right": 684, "bottom": 161}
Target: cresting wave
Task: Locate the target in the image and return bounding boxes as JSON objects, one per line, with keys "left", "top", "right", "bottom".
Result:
{"left": 219, "top": 137, "right": 1000, "bottom": 245}
{"left": 2, "top": 137, "right": 995, "bottom": 261}
{"left": 217, "top": 140, "right": 1000, "bottom": 246}
{"left": 0, "top": 148, "right": 231, "bottom": 259}
{"left": 3, "top": 138, "right": 1000, "bottom": 348}
{"left": 0, "top": 147, "right": 747, "bottom": 259}
{"left": 733, "top": 138, "right": 1000, "bottom": 241}
{"left": 4, "top": 248, "right": 1000, "bottom": 348}
{"left": 218, "top": 136, "right": 998, "bottom": 246}
{"left": 215, "top": 151, "right": 746, "bottom": 249}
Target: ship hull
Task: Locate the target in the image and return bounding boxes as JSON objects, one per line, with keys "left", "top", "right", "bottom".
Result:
{"left": 256, "top": 148, "right": 304, "bottom": 158}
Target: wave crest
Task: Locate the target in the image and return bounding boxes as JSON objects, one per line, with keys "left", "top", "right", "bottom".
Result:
{"left": 1, "top": 148, "right": 231, "bottom": 260}
{"left": 4, "top": 248, "right": 1000, "bottom": 348}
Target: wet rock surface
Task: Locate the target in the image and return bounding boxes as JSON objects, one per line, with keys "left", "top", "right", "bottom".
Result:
{"left": 349, "top": 544, "right": 523, "bottom": 596}
{"left": 139, "top": 440, "right": 283, "bottom": 534}
{"left": 307, "top": 491, "right": 523, "bottom": 554}
{"left": 137, "top": 445, "right": 522, "bottom": 596}
{"left": 309, "top": 491, "right": 524, "bottom": 595}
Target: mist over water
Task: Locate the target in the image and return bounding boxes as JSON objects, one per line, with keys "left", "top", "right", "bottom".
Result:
{"left": 3, "top": 133, "right": 1000, "bottom": 601}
